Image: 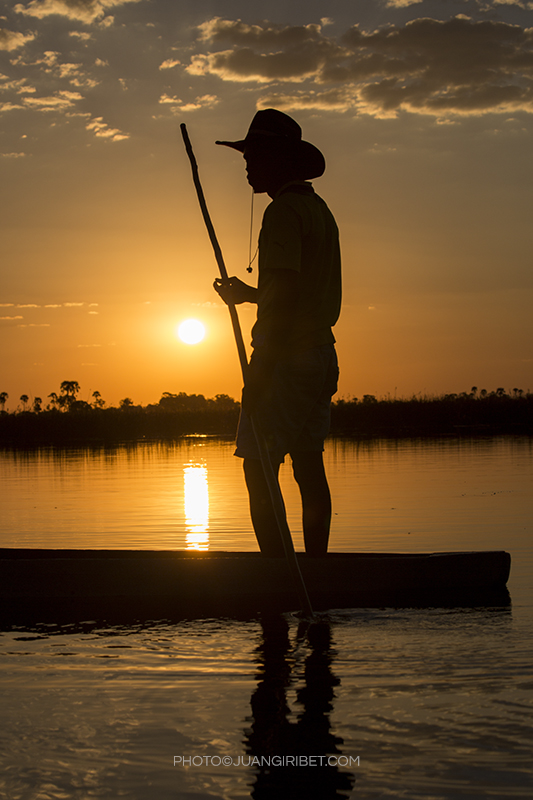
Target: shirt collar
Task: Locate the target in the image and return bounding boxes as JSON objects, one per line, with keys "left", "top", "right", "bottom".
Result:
{"left": 274, "top": 180, "right": 314, "bottom": 199}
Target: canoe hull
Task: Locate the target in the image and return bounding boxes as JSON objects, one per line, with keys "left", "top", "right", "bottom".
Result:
{"left": 0, "top": 549, "right": 511, "bottom": 622}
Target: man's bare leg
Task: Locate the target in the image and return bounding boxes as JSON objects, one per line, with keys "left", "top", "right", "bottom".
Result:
{"left": 291, "top": 450, "right": 331, "bottom": 557}
{"left": 243, "top": 457, "right": 286, "bottom": 557}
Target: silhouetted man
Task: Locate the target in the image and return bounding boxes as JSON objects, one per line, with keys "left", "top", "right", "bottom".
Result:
{"left": 214, "top": 109, "right": 341, "bottom": 558}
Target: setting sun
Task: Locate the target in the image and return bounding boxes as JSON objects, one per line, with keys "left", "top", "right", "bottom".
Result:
{"left": 176, "top": 319, "right": 206, "bottom": 345}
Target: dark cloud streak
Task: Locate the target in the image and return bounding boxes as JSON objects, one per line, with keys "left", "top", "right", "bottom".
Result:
{"left": 188, "top": 15, "right": 533, "bottom": 117}
{"left": 13, "top": 0, "right": 142, "bottom": 25}
{"left": 0, "top": 28, "right": 36, "bottom": 51}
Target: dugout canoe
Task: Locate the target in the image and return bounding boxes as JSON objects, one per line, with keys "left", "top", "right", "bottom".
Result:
{"left": 0, "top": 549, "right": 511, "bottom": 622}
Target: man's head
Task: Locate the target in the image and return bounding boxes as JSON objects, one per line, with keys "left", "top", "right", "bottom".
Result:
{"left": 242, "top": 136, "right": 304, "bottom": 194}
{"left": 216, "top": 109, "right": 325, "bottom": 195}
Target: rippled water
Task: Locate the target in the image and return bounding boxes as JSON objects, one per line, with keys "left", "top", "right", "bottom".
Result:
{"left": 1, "top": 437, "right": 532, "bottom": 798}
{"left": 1, "top": 436, "right": 531, "bottom": 560}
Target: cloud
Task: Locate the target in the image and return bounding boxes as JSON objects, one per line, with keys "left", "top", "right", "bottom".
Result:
{"left": 13, "top": 0, "right": 142, "bottom": 25}
{"left": 158, "top": 93, "right": 219, "bottom": 113}
{"left": 23, "top": 90, "right": 83, "bottom": 111}
{"left": 158, "top": 92, "right": 178, "bottom": 104}
{"left": 187, "top": 20, "right": 337, "bottom": 84}
{"left": 188, "top": 16, "right": 533, "bottom": 118}
{"left": 0, "top": 102, "right": 25, "bottom": 112}
{"left": 85, "top": 115, "right": 129, "bottom": 140}
{"left": 489, "top": 1, "right": 533, "bottom": 7}
{"left": 69, "top": 31, "right": 92, "bottom": 41}
{"left": 187, "top": 49, "right": 324, "bottom": 84}
{"left": 1, "top": 151, "right": 27, "bottom": 157}
{"left": 56, "top": 62, "right": 99, "bottom": 88}
{"left": 159, "top": 59, "right": 180, "bottom": 70}
{"left": 384, "top": 0, "right": 425, "bottom": 6}
{"left": 196, "top": 18, "right": 326, "bottom": 48}
{"left": 0, "top": 75, "right": 36, "bottom": 94}
{"left": 0, "top": 28, "right": 36, "bottom": 51}
{"left": 14, "top": 50, "right": 100, "bottom": 90}
{"left": 1, "top": 315, "right": 24, "bottom": 319}
{"left": 257, "top": 88, "right": 358, "bottom": 113}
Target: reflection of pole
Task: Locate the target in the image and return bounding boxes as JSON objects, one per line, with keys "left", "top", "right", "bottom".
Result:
{"left": 180, "top": 124, "right": 313, "bottom": 618}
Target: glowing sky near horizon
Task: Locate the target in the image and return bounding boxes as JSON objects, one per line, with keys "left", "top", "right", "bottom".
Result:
{"left": 1, "top": 0, "right": 532, "bottom": 409}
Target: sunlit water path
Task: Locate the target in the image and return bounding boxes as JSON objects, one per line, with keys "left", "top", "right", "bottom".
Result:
{"left": 1, "top": 436, "right": 532, "bottom": 798}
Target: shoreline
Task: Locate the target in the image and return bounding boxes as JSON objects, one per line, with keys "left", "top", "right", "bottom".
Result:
{"left": 1, "top": 388, "right": 531, "bottom": 446}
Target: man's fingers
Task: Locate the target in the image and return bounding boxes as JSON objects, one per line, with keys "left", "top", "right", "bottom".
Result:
{"left": 214, "top": 286, "right": 230, "bottom": 306}
{"left": 213, "top": 276, "right": 251, "bottom": 305}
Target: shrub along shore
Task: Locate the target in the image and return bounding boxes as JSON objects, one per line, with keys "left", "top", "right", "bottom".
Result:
{"left": 0, "top": 386, "right": 531, "bottom": 446}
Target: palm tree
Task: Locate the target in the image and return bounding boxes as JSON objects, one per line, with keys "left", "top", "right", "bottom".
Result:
{"left": 92, "top": 390, "right": 105, "bottom": 409}
{"left": 19, "top": 394, "right": 29, "bottom": 411}
{"left": 60, "top": 380, "right": 80, "bottom": 398}
{"left": 0, "top": 392, "right": 7, "bottom": 412}
{"left": 59, "top": 380, "right": 80, "bottom": 410}
{"left": 47, "top": 392, "right": 60, "bottom": 410}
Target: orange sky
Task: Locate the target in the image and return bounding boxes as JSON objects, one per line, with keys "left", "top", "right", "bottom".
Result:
{"left": 1, "top": 0, "right": 532, "bottom": 410}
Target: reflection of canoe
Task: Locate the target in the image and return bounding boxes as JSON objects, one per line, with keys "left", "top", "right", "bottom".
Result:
{"left": 0, "top": 549, "right": 511, "bottom": 622}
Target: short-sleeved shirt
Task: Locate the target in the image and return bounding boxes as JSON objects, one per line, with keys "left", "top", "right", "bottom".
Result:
{"left": 251, "top": 182, "right": 341, "bottom": 352}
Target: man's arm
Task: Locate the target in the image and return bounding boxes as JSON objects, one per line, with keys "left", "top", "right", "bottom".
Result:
{"left": 257, "top": 268, "right": 300, "bottom": 360}
{"left": 243, "top": 268, "right": 300, "bottom": 412}
{"left": 214, "top": 268, "right": 300, "bottom": 412}
{"left": 214, "top": 270, "right": 299, "bottom": 354}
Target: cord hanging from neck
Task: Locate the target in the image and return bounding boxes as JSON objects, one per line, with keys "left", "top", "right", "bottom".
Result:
{"left": 247, "top": 189, "right": 258, "bottom": 273}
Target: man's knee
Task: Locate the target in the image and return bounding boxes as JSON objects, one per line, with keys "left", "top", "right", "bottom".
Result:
{"left": 291, "top": 450, "right": 327, "bottom": 487}
{"left": 243, "top": 458, "right": 279, "bottom": 504}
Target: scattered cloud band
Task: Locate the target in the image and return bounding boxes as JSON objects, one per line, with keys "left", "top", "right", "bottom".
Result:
{"left": 187, "top": 16, "right": 533, "bottom": 118}
{"left": 13, "top": 0, "right": 142, "bottom": 24}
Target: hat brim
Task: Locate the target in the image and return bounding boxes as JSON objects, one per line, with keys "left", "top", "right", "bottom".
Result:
{"left": 215, "top": 139, "right": 246, "bottom": 152}
{"left": 215, "top": 136, "right": 325, "bottom": 180}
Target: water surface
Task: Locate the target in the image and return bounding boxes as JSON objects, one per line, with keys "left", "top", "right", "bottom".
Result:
{"left": 1, "top": 435, "right": 531, "bottom": 559}
{"left": 1, "top": 436, "right": 532, "bottom": 798}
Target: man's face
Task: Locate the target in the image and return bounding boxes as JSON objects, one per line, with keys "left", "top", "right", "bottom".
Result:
{"left": 243, "top": 138, "right": 295, "bottom": 194}
{"left": 243, "top": 141, "right": 275, "bottom": 194}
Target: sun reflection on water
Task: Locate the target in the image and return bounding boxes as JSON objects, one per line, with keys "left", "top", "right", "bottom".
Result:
{"left": 184, "top": 463, "right": 209, "bottom": 550}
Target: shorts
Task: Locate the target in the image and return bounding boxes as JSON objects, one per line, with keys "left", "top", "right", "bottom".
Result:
{"left": 235, "top": 343, "right": 339, "bottom": 463}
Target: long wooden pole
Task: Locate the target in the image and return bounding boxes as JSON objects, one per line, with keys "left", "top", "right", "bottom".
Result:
{"left": 180, "top": 123, "right": 313, "bottom": 618}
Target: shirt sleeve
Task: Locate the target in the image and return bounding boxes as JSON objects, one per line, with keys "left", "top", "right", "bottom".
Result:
{"left": 258, "top": 198, "right": 302, "bottom": 273}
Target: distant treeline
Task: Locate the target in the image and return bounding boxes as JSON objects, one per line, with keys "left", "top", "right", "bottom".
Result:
{"left": 331, "top": 388, "right": 532, "bottom": 437}
{"left": 1, "top": 383, "right": 531, "bottom": 446}
{"left": 0, "top": 388, "right": 241, "bottom": 445}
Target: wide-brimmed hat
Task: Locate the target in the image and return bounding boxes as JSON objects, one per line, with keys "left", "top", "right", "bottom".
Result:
{"left": 216, "top": 109, "right": 325, "bottom": 180}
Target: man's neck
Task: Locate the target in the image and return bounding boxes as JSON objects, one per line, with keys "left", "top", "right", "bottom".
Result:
{"left": 272, "top": 180, "right": 311, "bottom": 199}
{"left": 264, "top": 173, "right": 303, "bottom": 199}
